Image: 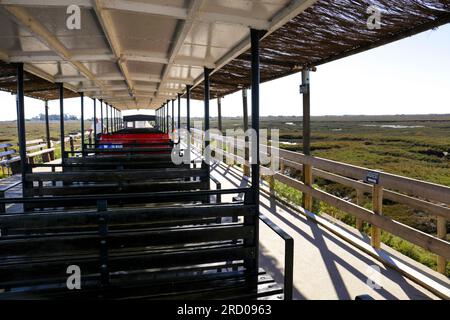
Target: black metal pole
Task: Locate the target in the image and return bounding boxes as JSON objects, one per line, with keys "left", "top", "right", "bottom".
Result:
{"left": 177, "top": 93, "right": 181, "bottom": 130}
{"left": 44, "top": 100, "right": 51, "bottom": 148}
{"left": 80, "top": 92, "right": 85, "bottom": 156}
{"left": 100, "top": 99, "right": 104, "bottom": 134}
{"left": 111, "top": 107, "right": 114, "bottom": 132}
{"left": 16, "top": 63, "right": 27, "bottom": 186}
{"left": 250, "top": 28, "right": 262, "bottom": 274}
{"left": 250, "top": 29, "right": 261, "bottom": 204}
{"left": 160, "top": 107, "right": 162, "bottom": 131}
{"left": 204, "top": 68, "right": 212, "bottom": 190}
{"left": 112, "top": 107, "right": 114, "bottom": 132}
{"left": 186, "top": 85, "right": 191, "bottom": 132}
{"left": 217, "top": 96, "right": 222, "bottom": 133}
{"left": 93, "top": 98, "right": 97, "bottom": 144}
{"left": 114, "top": 108, "right": 117, "bottom": 132}
{"left": 58, "top": 82, "right": 65, "bottom": 160}
{"left": 171, "top": 99, "right": 175, "bottom": 133}
{"left": 115, "top": 107, "right": 117, "bottom": 132}
{"left": 161, "top": 105, "right": 164, "bottom": 132}
{"left": 166, "top": 101, "right": 169, "bottom": 133}
{"left": 106, "top": 104, "right": 109, "bottom": 134}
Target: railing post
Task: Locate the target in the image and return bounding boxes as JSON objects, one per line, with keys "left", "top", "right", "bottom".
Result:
{"left": 269, "top": 175, "right": 275, "bottom": 195}
{"left": 303, "top": 164, "right": 313, "bottom": 211}
{"left": 371, "top": 184, "right": 383, "bottom": 249}
{"left": 301, "top": 69, "right": 313, "bottom": 212}
{"left": 356, "top": 188, "right": 364, "bottom": 231}
{"left": 69, "top": 136, "right": 75, "bottom": 155}
{"left": 437, "top": 216, "right": 447, "bottom": 274}
{"left": 280, "top": 160, "right": 285, "bottom": 174}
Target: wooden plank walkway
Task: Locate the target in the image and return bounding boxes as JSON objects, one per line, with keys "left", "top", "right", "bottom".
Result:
{"left": 209, "top": 161, "right": 448, "bottom": 300}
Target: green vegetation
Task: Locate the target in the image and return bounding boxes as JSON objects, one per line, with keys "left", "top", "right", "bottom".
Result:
{"left": 1, "top": 114, "right": 449, "bottom": 275}
{"left": 211, "top": 114, "right": 450, "bottom": 233}
{"left": 252, "top": 114, "right": 449, "bottom": 276}
{"left": 272, "top": 178, "right": 450, "bottom": 276}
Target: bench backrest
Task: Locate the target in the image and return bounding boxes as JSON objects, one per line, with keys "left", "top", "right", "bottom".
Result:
{"left": 0, "top": 201, "right": 258, "bottom": 298}
{"left": 25, "top": 139, "right": 47, "bottom": 151}
{"left": 0, "top": 143, "right": 16, "bottom": 162}
{"left": 24, "top": 166, "right": 210, "bottom": 208}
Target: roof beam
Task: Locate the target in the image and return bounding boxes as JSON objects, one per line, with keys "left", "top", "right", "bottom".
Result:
{"left": 2, "top": 5, "right": 111, "bottom": 97}
{"left": 78, "top": 84, "right": 129, "bottom": 92}
{"left": 54, "top": 75, "right": 87, "bottom": 82}
{"left": 0, "top": 0, "right": 269, "bottom": 29}
{"left": 124, "top": 50, "right": 169, "bottom": 64}
{"left": 94, "top": 0, "right": 136, "bottom": 106}
{"left": 60, "top": 73, "right": 162, "bottom": 84}
{"left": 133, "top": 73, "right": 161, "bottom": 83}
{"left": 97, "top": 74, "right": 125, "bottom": 81}
{"left": 167, "top": 77, "right": 194, "bottom": 85}
{"left": 0, "top": 50, "right": 80, "bottom": 94}
{"left": 153, "top": 0, "right": 207, "bottom": 106}
{"left": 23, "top": 64, "right": 78, "bottom": 93}
{"left": 174, "top": 56, "right": 215, "bottom": 68}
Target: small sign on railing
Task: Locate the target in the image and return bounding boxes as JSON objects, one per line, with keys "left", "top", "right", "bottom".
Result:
{"left": 365, "top": 170, "right": 381, "bottom": 185}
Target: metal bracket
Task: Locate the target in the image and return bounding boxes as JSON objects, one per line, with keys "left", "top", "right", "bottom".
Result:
{"left": 299, "top": 84, "right": 309, "bottom": 94}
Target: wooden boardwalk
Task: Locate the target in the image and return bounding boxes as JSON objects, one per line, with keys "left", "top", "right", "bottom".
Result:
{"left": 209, "top": 161, "right": 449, "bottom": 300}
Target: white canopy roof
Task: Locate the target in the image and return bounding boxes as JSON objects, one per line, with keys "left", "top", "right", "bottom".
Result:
{"left": 0, "top": 0, "right": 317, "bottom": 110}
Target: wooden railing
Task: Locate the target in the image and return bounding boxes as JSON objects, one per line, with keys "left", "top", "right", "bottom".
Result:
{"left": 191, "top": 128, "right": 450, "bottom": 275}
{"left": 53, "top": 131, "right": 92, "bottom": 154}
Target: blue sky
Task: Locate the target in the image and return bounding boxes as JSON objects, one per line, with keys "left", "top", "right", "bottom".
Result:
{"left": 1, "top": 23, "right": 449, "bottom": 121}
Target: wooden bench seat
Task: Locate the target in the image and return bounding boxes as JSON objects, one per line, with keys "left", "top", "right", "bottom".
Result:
{"left": 25, "top": 139, "right": 55, "bottom": 164}
{"left": 0, "top": 140, "right": 55, "bottom": 175}
{"left": 0, "top": 175, "right": 21, "bottom": 213}
{"left": 0, "top": 143, "right": 19, "bottom": 175}
{"left": 64, "top": 153, "right": 175, "bottom": 164}
{"left": 0, "top": 201, "right": 280, "bottom": 300}
{"left": 24, "top": 167, "right": 211, "bottom": 209}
